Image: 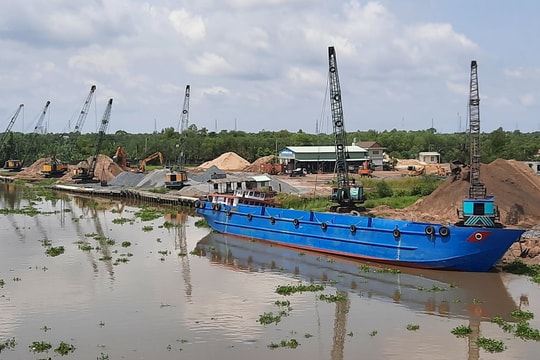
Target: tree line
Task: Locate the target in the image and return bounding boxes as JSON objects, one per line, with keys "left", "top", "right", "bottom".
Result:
{"left": 1, "top": 125, "right": 539, "bottom": 168}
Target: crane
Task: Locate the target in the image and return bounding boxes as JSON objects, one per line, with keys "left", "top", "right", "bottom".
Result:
{"left": 1, "top": 104, "right": 24, "bottom": 171}
{"left": 456, "top": 60, "right": 501, "bottom": 228}
{"left": 33, "top": 100, "right": 51, "bottom": 134}
{"left": 72, "top": 98, "right": 113, "bottom": 184}
{"left": 73, "top": 85, "right": 97, "bottom": 133}
{"left": 327, "top": 46, "right": 365, "bottom": 213}
{"left": 165, "top": 85, "right": 190, "bottom": 189}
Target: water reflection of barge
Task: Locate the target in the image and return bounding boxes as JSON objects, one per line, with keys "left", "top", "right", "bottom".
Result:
{"left": 195, "top": 232, "right": 518, "bottom": 322}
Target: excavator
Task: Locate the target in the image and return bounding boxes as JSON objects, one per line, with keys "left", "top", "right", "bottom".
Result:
{"left": 137, "top": 151, "right": 164, "bottom": 173}
{"left": 113, "top": 146, "right": 129, "bottom": 169}
{"left": 1, "top": 104, "right": 24, "bottom": 171}
{"left": 357, "top": 160, "right": 373, "bottom": 178}
{"left": 72, "top": 99, "right": 113, "bottom": 184}
{"left": 327, "top": 47, "right": 365, "bottom": 213}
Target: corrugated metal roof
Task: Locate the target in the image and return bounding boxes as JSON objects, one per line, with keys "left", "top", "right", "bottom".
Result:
{"left": 285, "top": 145, "right": 367, "bottom": 153}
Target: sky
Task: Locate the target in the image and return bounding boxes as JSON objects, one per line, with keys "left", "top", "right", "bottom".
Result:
{"left": 1, "top": 0, "right": 539, "bottom": 135}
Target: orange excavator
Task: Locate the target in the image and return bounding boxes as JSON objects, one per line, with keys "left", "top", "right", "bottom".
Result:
{"left": 138, "top": 151, "right": 164, "bottom": 173}
{"left": 357, "top": 160, "right": 373, "bottom": 178}
{"left": 113, "top": 146, "right": 128, "bottom": 169}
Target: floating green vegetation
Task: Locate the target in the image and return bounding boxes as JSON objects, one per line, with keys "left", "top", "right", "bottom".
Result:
{"left": 78, "top": 242, "right": 93, "bottom": 252}
{"left": 99, "top": 255, "right": 112, "bottom": 261}
{"left": 54, "top": 341, "right": 76, "bottom": 355}
{"left": 417, "top": 285, "right": 447, "bottom": 292}
{"left": 29, "top": 341, "right": 52, "bottom": 353}
{"left": 40, "top": 238, "right": 52, "bottom": 247}
{"left": 112, "top": 217, "right": 132, "bottom": 225}
{"left": 369, "top": 330, "right": 378, "bottom": 337}
{"left": 374, "top": 267, "right": 401, "bottom": 274}
{"left": 142, "top": 225, "right": 153, "bottom": 232}
{"left": 476, "top": 337, "right": 506, "bottom": 353}
{"left": 358, "top": 264, "right": 371, "bottom": 273}
{"left": 406, "top": 324, "right": 420, "bottom": 331}
{"left": 45, "top": 246, "right": 65, "bottom": 257}
{"left": 318, "top": 293, "right": 348, "bottom": 303}
{"left": 158, "top": 250, "right": 169, "bottom": 256}
{"left": 194, "top": 218, "right": 208, "bottom": 227}
{"left": 114, "top": 257, "right": 130, "bottom": 265}
{"left": 0, "top": 338, "right": 16, "bottom": 353}
{"left": 275, "top": 283, "right": 325, "bottom": 296}
{"left": 0, "top": 205, "right": 46, "bottom": 216}
{"left": 40, "top": 325, "right": 51, "bottom": 332}
{"left": 512, "top": 309, "right": 534, "bottom": 321}
{"left": 162, "top": 221, "right": 176, "bottom": 229}
{"left": 97, "top": 352, "right": 109, "bottom": 360}
{"left": 0, "top": 279, "right": 4, "bottom": 287}
{"left": 267, "top": 339, "right": 299, "bottom": 349}
{"left": 451, "top": 325, "right": 472, "bottom": 337}
{"left": 258, "top": 311, "right": 287, "bottom": 325}
{"left": 502, "top": 260, "right": 540, "bottom": 283}
{"left": 121, "top": 241, "right": 132, "bottom": 247}
{"left": 134, "top": 206, "right": 166, "bottom": 221}
{"left": 514, "top": 321, "right": 540, "bottom": 341}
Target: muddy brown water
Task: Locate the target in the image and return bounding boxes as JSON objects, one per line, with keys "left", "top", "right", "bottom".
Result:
{"left": 0, "top": 183, "right": 539, "bottom": 359}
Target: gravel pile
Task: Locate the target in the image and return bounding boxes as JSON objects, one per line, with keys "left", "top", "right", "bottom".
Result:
{"left": 189, "top": 165, "right": 226, "bottom": 183}
{"left": 108, "top": 172, "right": 146, "bottom": 187}
{"left": 136, "top": 169, "right": 169, "bottom": 188}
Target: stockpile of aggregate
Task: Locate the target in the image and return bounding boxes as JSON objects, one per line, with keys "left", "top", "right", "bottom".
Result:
{"left": 193, "top": 152, "right": 250, "bottom": 172}
{"left": 108, "top": 172, "right": 146, "bottom": 187}
{"left": 135, "top": 168, "right": 169, "bottom": 188}
{"left": 188, "top": 165, "right": 226, "bottom": 183}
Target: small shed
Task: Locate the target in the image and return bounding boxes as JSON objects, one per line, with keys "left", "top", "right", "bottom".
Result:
{"left": 207, "top": 174, "right": 272, "bottom": 194}
{"left": 418, "top": 152, "right": 440, "bottom": 164}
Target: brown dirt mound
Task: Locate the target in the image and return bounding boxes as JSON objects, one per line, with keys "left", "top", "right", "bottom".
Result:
{"left": 58, "top": 154, "right": 124, "bottom": 183}
{"left": 193, "top": 152, "right": 250, "bottom": 172}
{"left": 374, "top": 159, "right": 540, "bottom": 228}
{"left": 244, "top": 155, "right": 276, "bottom": 172}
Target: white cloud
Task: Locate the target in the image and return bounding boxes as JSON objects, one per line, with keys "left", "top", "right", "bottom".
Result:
{"left": 169, "top": 9, "right": 206, "bottom": 41}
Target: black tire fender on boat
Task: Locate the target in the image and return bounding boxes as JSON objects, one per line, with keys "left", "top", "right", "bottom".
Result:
{"left": 439, "top": 226, "right": 450, "bottom": 237}
{"left": 293, "top": 219, "right": 300, "bottom": 227}
{"left": 425, "top": 225, "right": 435, "bottom": 236}
{"left": 270, "top": 216, "right": 276, "bottom": 224}
{"left": 215, "top": 203, "right": 221, "bottom": 211}
{"left": 321, "top": 222, "right": 328, "bottom": 231}
{"left": 247, "top": 213, "right": 253, "bottom": 221}
{"left": 194, "top": 200, "right": 200, "bottom": 208}
{"left": 226, "top": 210, "right": 232, "bottom": 217}
{"left": 393, "top": 228, "right": 401, "bottom": 238}
{"left": 350, "top": 225, "right": 357, "bottom": 233}
{"left": 199, "top": 201, "right": 205, "bottom": 209}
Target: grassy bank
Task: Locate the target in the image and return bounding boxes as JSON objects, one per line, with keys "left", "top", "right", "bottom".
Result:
{"left": 276, "top": 175, "right": 444, "bottom": 211}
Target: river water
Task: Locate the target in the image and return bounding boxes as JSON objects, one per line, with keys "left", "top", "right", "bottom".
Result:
{"left": 0, "top": 182, "right": 539, "bottom": 359}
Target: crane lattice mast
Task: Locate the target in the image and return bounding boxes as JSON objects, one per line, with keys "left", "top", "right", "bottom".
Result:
{"left": 328, "top": 47, "right": 350, "bottom": 192}
{"left": 468, "top": 60, "right": 486, "bottom": 199}
{"left": 33, "top": 101, "right": 51, "bottom": 134}
{"left": 178, "top": 85, "right": 190, "bottom": 169}
{"left": 73, "top": 85, "right": 96, "bottom": 133}
{"left": 0, "top": 104, "right": 24, "bottom": 150}
{"left": 87, "top": 98, "right": 113, "bottom": 178}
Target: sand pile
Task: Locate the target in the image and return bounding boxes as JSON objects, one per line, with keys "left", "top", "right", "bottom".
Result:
{"left": 244, "top": 155, "right": 276, "bottom": 172}
{"left": 16, "top": 158, "right": 49, "bottom": 180}
{"left": 371, "top": 159, "right": 540, "bottom": 228}
{"left": 193, "top": 152, "right": 250, "bottom": 172}
{"left": 58, "top": 154, "right": 124, "bottom": 183}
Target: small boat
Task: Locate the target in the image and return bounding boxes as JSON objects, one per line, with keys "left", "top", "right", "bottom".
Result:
{"left": 195, "top": 198, "right": 525, "bottom": 272}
